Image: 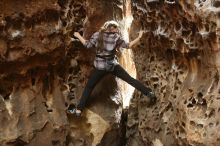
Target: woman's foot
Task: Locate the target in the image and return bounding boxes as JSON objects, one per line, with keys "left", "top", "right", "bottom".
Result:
{"left": 67, "top": 104, "right": 82, "bottom": 116}
{"left": 147, "top": 92, "right": 157, "bottom": 106}
{"left": 68, "top": 108, "right": 82, "bottom": 116}
{"left": 141, "top": 92, "right": 157, "bottom": 106}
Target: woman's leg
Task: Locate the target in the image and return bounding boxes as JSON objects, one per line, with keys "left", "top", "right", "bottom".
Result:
{"left": 77, "top": 69, "right": 108, "bottom": 110}
{"left": 112, "top": 65, "right": 153, "bottom": 96}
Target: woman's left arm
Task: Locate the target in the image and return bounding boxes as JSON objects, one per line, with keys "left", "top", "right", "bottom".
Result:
{"left": 128, "top": 30, "right": 144, "bottom": 48}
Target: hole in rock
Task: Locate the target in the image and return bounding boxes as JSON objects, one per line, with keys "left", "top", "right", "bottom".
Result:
{"left": 182, "top": 122, "right": 186, "bottom": 127}
{"left": 151, "top": 77, "right": 159, "bottom": 82}
{"left": 47, "top": 109, "right": 53, "bottom": 112}
{"left": 213, "top": 1, "right": 220, "bottom": 7}
{"left": 7, "top": 139, "right": 27, "bottom": 146}
{"left": 200, "top": 99, "right": 207, "bottom": 106}
{"left": 209, "top": 123, "right": 214, "bottom": 127}
{"left": 190, "top": 121, "right": 196, "bottom": 126}
{"left": 191, "top": 98, "right": 196, "bottom": 104}
{"left": 175, "top": 21, "right": 181, "bottom": 31}
{"left": 52, "top": 140, "right": 60, "bottom": 146}
{"left": 197, "top": 124, "right": 203, "bottom": 128}
{"left": 31, "top": 77, "right": 36, "bottom": 86}
{"left": 187, "top": 103, "right": 194, "bottom": 108}
{"left": 197, "top": 92, "right": 203, "bottom": 98}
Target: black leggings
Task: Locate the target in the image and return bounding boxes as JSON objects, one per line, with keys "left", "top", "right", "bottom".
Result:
{"left": 77, "top": 64, "right": 152, "bottom": 110}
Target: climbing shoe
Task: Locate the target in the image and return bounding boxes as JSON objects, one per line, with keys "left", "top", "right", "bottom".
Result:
{"left": 68, "top": 108, "right": 82, "bottom": 116}
{"left": 147, "top": 91, "right": 157, "bottom": 106}
{"left": 140, "top": 92, "right": 157, "bottom": 106}
{"left": 67, "top": 104, "right": 82, "bottom": 116}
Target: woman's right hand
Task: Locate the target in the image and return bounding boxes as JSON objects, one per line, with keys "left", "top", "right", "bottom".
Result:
{"left": 73, "top": 32, "right": 86, "bottom": 45}
{"left": 74, "top": 32, "right": 81, "bottom": 38}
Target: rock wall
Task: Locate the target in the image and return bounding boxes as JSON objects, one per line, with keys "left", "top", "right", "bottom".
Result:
{"left": 0, "top": 0, "right": 220, "bottom": 146}
{"left": 0, "top": 0, "right": 125, "bottom": 146}
{"left": 127, "top": 0, "right": 220, "bottom": 146}
{"left": 0, "top": 0, "right": 68, "bottom": 145}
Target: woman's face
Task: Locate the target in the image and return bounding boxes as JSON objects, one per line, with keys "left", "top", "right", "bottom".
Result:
{"left": 107, "top": 25, "right": 119, "bottom": 33}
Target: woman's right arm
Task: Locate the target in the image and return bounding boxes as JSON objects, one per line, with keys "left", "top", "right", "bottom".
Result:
{"left": 128, "top": 30, "right": 144, "bottom": 48}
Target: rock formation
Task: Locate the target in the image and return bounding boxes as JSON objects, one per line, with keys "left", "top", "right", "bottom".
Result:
{"left": 0, "top": 0, "right": 219, "bottom": 146}
{"left": 127, "top": 0, "right": 220, "bottom": 146}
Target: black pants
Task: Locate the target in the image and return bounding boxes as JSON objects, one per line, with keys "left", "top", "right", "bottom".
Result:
{"left": 77, "top": 64, "right": 152, "bottom": 110}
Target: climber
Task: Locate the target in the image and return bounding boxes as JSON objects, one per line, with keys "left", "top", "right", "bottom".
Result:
{"left": 68, "top": 20, "right": 156, "bottom": 116}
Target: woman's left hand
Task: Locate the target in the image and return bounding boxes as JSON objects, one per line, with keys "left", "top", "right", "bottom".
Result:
{"left": 138, "top": 30, "right": 144, "bottom": 38}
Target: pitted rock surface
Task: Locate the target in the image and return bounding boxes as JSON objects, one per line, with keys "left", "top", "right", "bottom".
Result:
{"left": 126, "top": 0, "right": 220, "bottom": 146}
{"left": 0, "top": 0, "right": 220, "bottom": 146}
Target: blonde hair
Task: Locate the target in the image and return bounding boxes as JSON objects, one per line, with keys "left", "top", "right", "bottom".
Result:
{"left": 97, "top": 20, "right": 120, "bottom": 51}
{"left": 101, "top": 20, "right": 119, "bottom": 31}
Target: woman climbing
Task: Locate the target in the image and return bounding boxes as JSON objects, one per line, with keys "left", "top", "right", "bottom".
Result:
{"left": 68, "top": 20, "right": 156, "bottom": 116}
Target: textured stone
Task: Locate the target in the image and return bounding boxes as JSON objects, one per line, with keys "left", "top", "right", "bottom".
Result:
{"left": 1, "top": 0, "right": 220, "bottom": 146}
{"left": 0, "top": 0, "right": 126, "bottom": 146}
{"left": 127, "top": 0, "right": 220, "bottom": 146}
